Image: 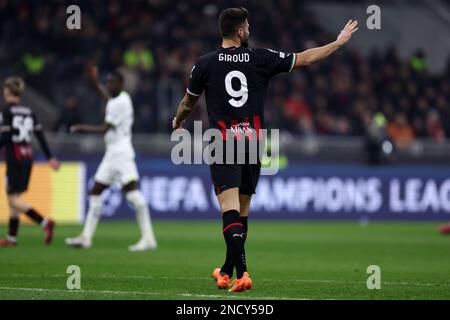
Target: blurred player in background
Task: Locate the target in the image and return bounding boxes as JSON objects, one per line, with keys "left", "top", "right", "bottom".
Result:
{"left": 172, "top": 7, "right": 358, "bottom": 292}
{"left": 0, "top": 76, "right": 60, "bottom": 247}
{"left": 65, "top": 67, "right": 157, "bottom": 252}
{"left": 439, "top": 223, "right": 450, "bottom": 234}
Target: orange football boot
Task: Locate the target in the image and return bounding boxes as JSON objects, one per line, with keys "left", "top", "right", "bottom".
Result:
{"left": 212, "top": 267, "right": 231, "bottom": 289}
{"left": 228, "top": 272, "right": 252, "bottom": 292}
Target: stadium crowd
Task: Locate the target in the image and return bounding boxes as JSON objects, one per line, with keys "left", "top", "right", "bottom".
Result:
{"left": 0, "top": 0, "right": 449, "bottom": 148}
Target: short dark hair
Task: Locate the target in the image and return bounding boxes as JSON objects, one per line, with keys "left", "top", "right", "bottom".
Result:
{"left": 4, "top": 76, "right": 25, "bottom": 97}
{"left": 218, "top": 7, "right": 248, "bottom": 39}
{"left": 109, "top": 70, "right": 124, "bottom": 84}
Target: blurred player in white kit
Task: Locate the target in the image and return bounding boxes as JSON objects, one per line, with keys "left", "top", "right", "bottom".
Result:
{"left": 65, "top": 66, "right": 157, "bottom": 251}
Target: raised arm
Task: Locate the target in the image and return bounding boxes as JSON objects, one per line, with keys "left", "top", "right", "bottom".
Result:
{"left": 172, "top": 92, "right": 200, "bottom": 130}
{"left": 294, "top": 19, "right": 358, "bottom": 68}
{"left": 89, "top": 66, "right": 111, "bottom": 101}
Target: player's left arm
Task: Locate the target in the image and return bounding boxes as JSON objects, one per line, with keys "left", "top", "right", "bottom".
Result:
{"left": 71, "top": 99, "right": 117, "bottom": 134}
{"left": 33, "top": 117, "right": 60, "bottom": 170}
{"left": 70, "top": 122, "right": 112, "bottom": 134}
{"left": 294, "top": 19, "right": 358, "bottom": 68}
{"left": 0, "top": 111, "right": 11, "bottom": 151}
{"left": 172, "top": 93, "right": 200, "bottom": 130}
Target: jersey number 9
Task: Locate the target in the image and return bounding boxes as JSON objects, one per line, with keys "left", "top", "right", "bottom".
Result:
{"left": 225, "top": 70, "right": 248, "bottom": 108}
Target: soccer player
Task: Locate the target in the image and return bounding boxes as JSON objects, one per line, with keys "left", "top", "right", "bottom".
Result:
{"left": 172, "top": 7, "right": 358, "bottom": 292}
{"left": 65, "top": 67, "right": 157, "bottom": 252}
{"left": 0, "top": 76, "right": 60, "bottom": 247}
{"left": 438, "top": 224, "right": 450, "bottom": 234}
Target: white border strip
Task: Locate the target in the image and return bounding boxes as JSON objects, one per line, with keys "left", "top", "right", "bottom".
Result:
{"left": 288, "top": 53, "right": 297, "bottom": 73}
{"left": 186, "top": 88, "right": 201, "bottom": 97}
{"left": 4, "top": 274, "right": 450, "bottom": 288}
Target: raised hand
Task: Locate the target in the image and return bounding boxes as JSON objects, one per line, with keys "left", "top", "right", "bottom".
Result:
{"left": 336, "top": 19, "right": 359, "bottom": 46}
{"left": 89, "top": 65, "right": 100, "bottom": 83}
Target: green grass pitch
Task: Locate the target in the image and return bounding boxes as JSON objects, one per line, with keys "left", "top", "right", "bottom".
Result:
{"left": 0, "top": 220, "right": 450, "bottom": 300}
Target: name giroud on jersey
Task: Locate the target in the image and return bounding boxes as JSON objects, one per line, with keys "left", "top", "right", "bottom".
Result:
{"left": 218, "top": 52, "right": 250, "bottom": 62}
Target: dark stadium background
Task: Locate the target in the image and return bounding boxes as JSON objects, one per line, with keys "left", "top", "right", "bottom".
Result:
{"left": 0, "top": 0, "right": 450, "bottom": 222}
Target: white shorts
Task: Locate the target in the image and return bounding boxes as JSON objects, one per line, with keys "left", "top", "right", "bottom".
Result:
{"left": 94, "top": 154, "right": 139, "bottom": 186}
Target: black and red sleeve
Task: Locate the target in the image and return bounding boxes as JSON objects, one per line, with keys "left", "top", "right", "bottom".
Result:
{"left": 32, "top": 113, "right": 53, "bottom": 159}
{"left": 187, "top": 57, "right": 207, "bottom": 97}
{"left": 258, "top": 48, "right": 296, "bottom": 78}
{"left": 0, "top": 110, "right": 12, "bottom": 150}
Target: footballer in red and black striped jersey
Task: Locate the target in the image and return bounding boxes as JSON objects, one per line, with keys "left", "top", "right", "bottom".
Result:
{"left": 187, "top": 46, "right": 295, "bottom": 141}
{"left": 0, "top": 76, "right": 60, "bottom": 247}
{"left": 173, "top": 7, "right": 358, "bottom": 292}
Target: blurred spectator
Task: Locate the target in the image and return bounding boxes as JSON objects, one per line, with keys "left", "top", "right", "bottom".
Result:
{"left": 365, "top": 112, "right": 391, "bottom": 165}
{"left": 426, "top": 110, "right": 445, "bottom": 142}
{"left": 53, "top": 95, "right": 82, "bottom": 133}
{"left": 123, "top": 42, "right": 155, "bottom": 72}
{"left": 410, "top": 50, "right": 428, "bottom": 73}
{"left": 283, "top": 93, "right": 313, "bottom": 134}
{"left": 22, "top": 51, "right": 45, "bottom": 76}
{"left": 387, "top": 112, "right": 415, "bottom": 150}
{"left": 0, "top": 0, "right": 448, "bottom": 139}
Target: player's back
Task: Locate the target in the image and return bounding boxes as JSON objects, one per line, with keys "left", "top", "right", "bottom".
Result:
{"left": 188, "top": 46, "right": 295, "bottom": 135}
{"left": 0, "top": 103, "right": 39, "bottom": 163}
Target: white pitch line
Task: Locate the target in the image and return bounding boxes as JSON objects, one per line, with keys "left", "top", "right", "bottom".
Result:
{"left": 0, "top": 286, "right": 161, "bottom": 296}
{"left": 4, "top": 274, "right": 450, "bottom": 288}
{"left": 178, "top": 293, "right": 302, "bottom": 300}
{"left": 0, "top": 287, "right": 303, "bottom": 300}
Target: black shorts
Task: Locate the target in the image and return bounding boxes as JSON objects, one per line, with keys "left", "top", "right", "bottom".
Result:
{"left": 6, "top": 161, "right": 32, "bottom": 194}
{"left": 210, "top": 162, "right": 261, "bottom": 195}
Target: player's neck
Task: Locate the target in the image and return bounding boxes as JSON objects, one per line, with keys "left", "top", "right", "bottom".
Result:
{"left": 6, "top": 97, "right": 20, "bottom": 105}
{"left": 222, "top": 38, "right": 241, "bottom": 49}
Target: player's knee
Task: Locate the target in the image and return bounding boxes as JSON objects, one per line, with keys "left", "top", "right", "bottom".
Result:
{"left": 7, "top": 197, "right": 15, "bottom": 208}
{"left": 90, "top": 182, "right": 108, "bottom": 196}
{"left": 9, "top": 210, "right": 20, "bottom": 218}
{"left": 122, "top": 181, "right": 138, "bottom": 193}
{"left": 7, "top": 195, "right": 25, "bottom": 211}
{"left": 220, "top": 199, "right": 240, "bottom": 214}
{"left": 126, "top": 190, "right": 147, "bottom": 210}
{"left": 218, "top": 188, "right": 240, "bottom": 213}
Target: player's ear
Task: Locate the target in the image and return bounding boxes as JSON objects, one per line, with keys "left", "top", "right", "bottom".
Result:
{"left": 237, "top": 27, "right": 243, "bottom": 39}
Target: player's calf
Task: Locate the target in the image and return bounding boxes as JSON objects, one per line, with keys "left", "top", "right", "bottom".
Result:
{"left": 65, "top": 195, "right": 103, "bottom": 249}
{"left": 222, "top": 209, "right": 248, "bottom": 279}
{"left": 1, "top": 217, "right": 20, "bottom": 246}
{"left": 126, "top": 189, "right": 158, "bottom": 248}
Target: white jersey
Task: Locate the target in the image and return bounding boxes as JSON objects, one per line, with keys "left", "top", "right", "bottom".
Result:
{"left": 104, "top": 91, "right": 135, "bottom": 158}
